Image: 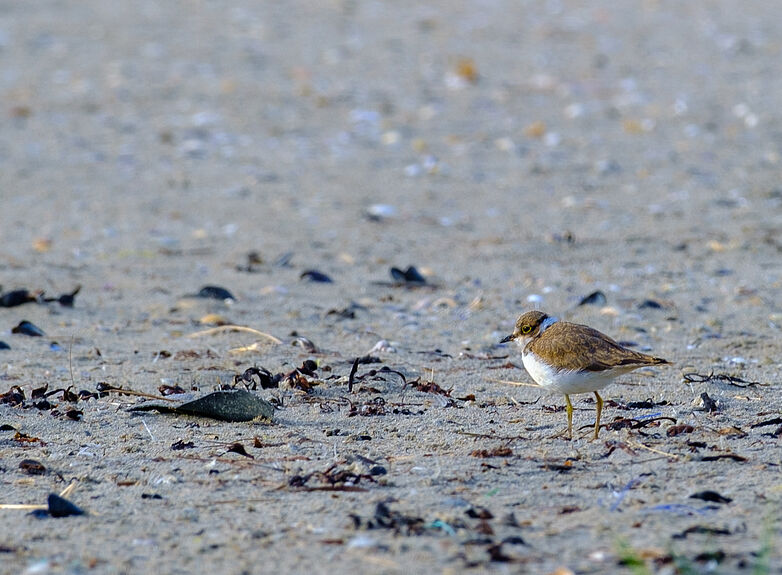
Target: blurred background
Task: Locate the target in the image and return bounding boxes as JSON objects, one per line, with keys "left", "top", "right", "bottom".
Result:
{"left": 1, "top": 0, "right": 781, "bottom": 337}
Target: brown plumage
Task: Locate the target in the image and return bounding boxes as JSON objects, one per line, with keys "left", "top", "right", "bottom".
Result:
{"left": 514, "top": 311, "right": 669, "bottom": 372}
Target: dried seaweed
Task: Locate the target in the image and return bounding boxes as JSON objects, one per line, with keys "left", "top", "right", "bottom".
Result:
{"left": 64, "top": 409, "right": 83, "bottom": 420}
{"left": 96, "top": 382, "right": 171, "bottom": 401}
{"left": 0, "top": 286, "right": 79, "bottom": 308}
{"left": 406, "top": 377, "right": 452, "bottom": 397}
{"left": 750, "top": 417, "right": 782, "bottom": 429}
{"left": 683, "top": 371, "right": 766, "bottom": 388}
{"left": 699, "top": 453, "right": 747, "bottom": 462}
{"left": 613, "top": 398, "right": 670, "bottom": 410}
{"left": 540, "top": 460, "right": 576, "bottom": 473}
{"left": 470, "top": 447, "right": 513, "bottom": 458}
{"left": 171, "top": 439, "right": 195, "bottom": 450}
{"left": 287, "top": 463, "right": 375, "bottom": 492}
{"left": 697, "top": 392, "right": 719, "bottom": 413}
{"left": 159, "top": 384, "right": 187, "bottom": 396}
{"left": 599, "top": 440, "right": 638, "bottom": 458}
{"left": 348, "top": 362, "right": 408, "bottom": 393}
{"left": 667, "top": 424, "right": 695, "bottom": 436}
{"left": 350, "top": 501, "right": 426, "bottom": 535}
{"left": 226, "top": 442, "right": 253, "bottom": 458}
{"left": 348, "top": 397, "right": 387, "bottom": 417}
{"left": 672, "top": 525, "right": 732, "bottom": 539}
{"left": 13, "top": 431, "right": 43, "bottom": 444}
{"left": 234, "top": 367, "right": 277, "bottom": 390}
{"left": 599, "top": 416, "right": 677, "bottom": 433}
{"left": 0, "top": 386, "right": 25, "bottom": 406}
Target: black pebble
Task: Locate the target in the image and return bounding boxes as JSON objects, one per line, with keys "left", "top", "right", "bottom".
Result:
{"left": 689, "top": 490, "right": 732, "bottom": 504}
{"left": 300, "top": 270, "right": 333, "bottom": 283}
{"left": 0, "top": 341, "right": 9, "bottom": 350}
{"left": 502, "top": 536, "right": 527, "bottom": 546}
{"left": 369, "top": 465, "right": 387, "bottom": 476}
{"left": 12, "top": 321, "right": 45, "bottom": 337}
{"left": 56, "top": 286, "right": 81, "bottom": 307}
{"left": 638, "top": 299, "right": 663, "bottom": 309}
{"left": 0, "top": 290, "right": 37, "bottom": 307}
{"left": 47, "top": 493, "right": 85, "bottom": 518}
{"left": 390, "top": 266, "right": 426, "bottom": 284}
{"left": 578, "top": 290, "right": 607, "bottom": 306}
{"left": 19, "top": 459, "right": 47, "bottom": 475}
{"left": 196, "top": 286, "right": 236, "bottom": 301}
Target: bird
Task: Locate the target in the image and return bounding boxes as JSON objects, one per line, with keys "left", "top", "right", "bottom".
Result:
{"left": 501, "top": 310, "right": 670, "bottom": 439}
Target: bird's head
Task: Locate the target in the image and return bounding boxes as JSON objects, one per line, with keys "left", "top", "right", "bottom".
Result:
{"left": 500, "top": 310, "right": 551, "bottom": 344}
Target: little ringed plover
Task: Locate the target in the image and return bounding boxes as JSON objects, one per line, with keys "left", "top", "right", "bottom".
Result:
{"left": 501, "top": 310, "right": 670, "bottom": 439}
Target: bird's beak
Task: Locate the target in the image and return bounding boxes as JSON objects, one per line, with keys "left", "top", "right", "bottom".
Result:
{"left": 500, "top": 334, "right": 515, "bottom": 344}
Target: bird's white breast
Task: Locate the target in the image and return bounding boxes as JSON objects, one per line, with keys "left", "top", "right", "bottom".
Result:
{"left": 521, "top": 351, "right": 617, "bottom": 395}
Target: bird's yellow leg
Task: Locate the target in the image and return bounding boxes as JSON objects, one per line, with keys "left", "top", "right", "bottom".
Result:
{"left": 593, "top": 391, "right": 603, "bottom": 440}
{"left": 564, "top": 394, "right": 573, "bottom": 440}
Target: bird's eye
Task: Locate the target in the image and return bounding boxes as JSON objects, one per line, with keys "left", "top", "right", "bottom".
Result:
{"left": 521, "top": 325, "right": 531, "bottom": 334}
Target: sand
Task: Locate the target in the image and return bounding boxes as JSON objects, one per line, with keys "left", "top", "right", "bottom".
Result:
{"left": 1, "top": 1, "right": 781, "bottom": 573}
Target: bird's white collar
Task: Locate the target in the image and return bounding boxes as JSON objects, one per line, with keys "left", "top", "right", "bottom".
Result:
{"left": 539, "top": 316, "right": 559, "bottom": 334}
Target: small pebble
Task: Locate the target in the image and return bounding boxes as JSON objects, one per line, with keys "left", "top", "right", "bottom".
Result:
{"left": 390, "top": 266, "right": 426, "bottom": 284}
{"left": 368, "top": 340, "right": 395, "bottom": 354}
{"left": 366, "top": 204, "right": 397, "bottom": 220}
{"left": 199, "top": 313, "right": 228, "bottom": 326}
{"left": 689, "top": 490, "right": 732, "bottom": 504}
{"left": 300, "top": 270, "right": 333, "bottom": 283}
{"left": 19, "top": 459, "right": 47, "bottom": 475}
{"left": 578, "top": 290, "right": 607, "bottom": 306}
{"left": 0, "top": 289, "right": 37, "bottom": 307}
{"left": 47, "top": 493, "right": 85, "bottom": 518}
{"left": 347, "top": 535, "right": 377, "bottom": 549}
{"left": 196, "top": 286, "right": 236, "bottom": 301}
{"left": 12, "top": 320, "right": 45, "bottom": 337}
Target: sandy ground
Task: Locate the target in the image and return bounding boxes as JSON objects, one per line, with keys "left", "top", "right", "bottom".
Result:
{"left": 2, "top": 1, "right": 782, "bottom": 573}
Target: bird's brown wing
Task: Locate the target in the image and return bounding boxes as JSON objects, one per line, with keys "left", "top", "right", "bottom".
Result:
{"left": 526, "top": 322, "right": 669, "bottom": 373}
